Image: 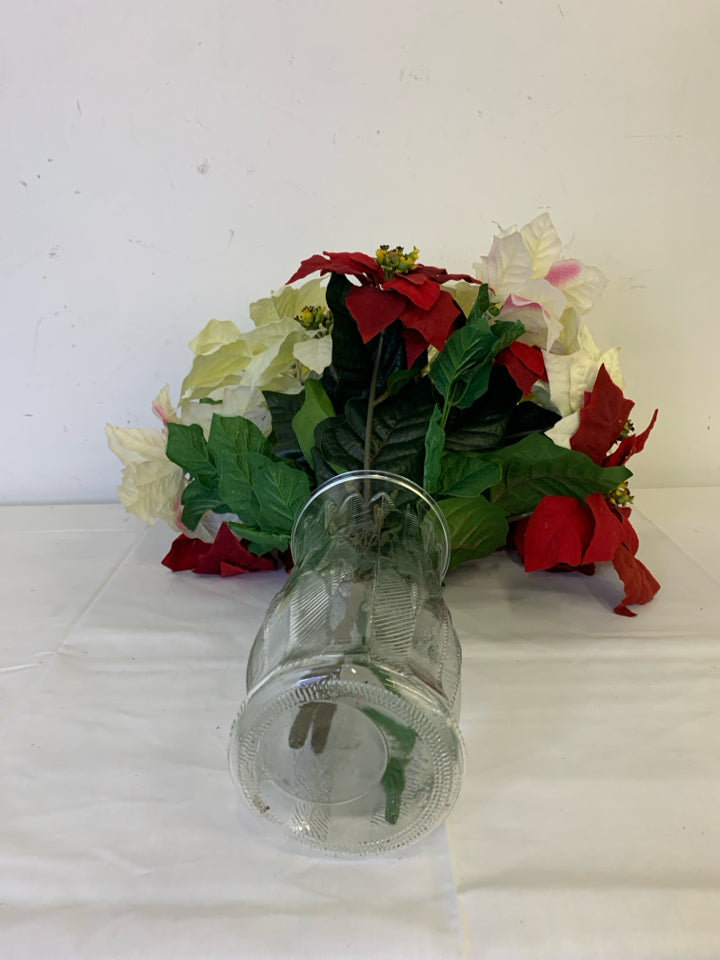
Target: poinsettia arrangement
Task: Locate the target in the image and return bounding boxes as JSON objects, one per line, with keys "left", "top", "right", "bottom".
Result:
{"left": 107, "top": 214, "right": 659, "bottom": 615}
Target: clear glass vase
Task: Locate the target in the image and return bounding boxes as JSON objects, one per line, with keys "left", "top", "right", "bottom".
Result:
{"left": 228, "top": 470, "right": 464, "bottom": 856}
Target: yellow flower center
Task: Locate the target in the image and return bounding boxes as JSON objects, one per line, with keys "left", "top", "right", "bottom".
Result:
{"left": 375, "top": 245, "right": 420, "bottom": 277}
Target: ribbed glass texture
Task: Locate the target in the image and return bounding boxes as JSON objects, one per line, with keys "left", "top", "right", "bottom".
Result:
{"left": 228, "top": 470, "right": 464, "bottom": 856}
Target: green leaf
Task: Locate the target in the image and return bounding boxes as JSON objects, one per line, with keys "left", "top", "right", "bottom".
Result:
{"left": 438, "top": 495, "right": 510, "bottom": 568}
{"left": 180, "top": 479, "right": 229, "bottom": 531}
{"left": 249, "top": 458, "right": 311, "bottom": 535}
{"left": 485, "top": 434, "right": 632, "bottom": 516}
{"left": 438, "top": 453, "right": 502, "bottom": 498}
{"left": 430, "top": 320, "right": 496, "bottom": 404}
{"left": 491, "top": 319, "right": 525, "bottom": 352}
{"left": 380, "top": 756, "right": 408, "bottom": 825}
{"left": 215, "top": 450, "right": 271, "bottom": 525}
{"left": 227, "top": 523, "right": 290, "bottom": 555}
{"left": 431, "top": 312, "right": 525, "bottom": 411}
{"left": 205, "top": 415, "right": 275, "bottom": 525}
{"left": 466, "top": 283, "right": 491, "bottom": 323}
{"left": 166, "top": 422, "right": 216, "bottom": 485}
{"left": 423, "top": 405, "right": 445, "bottom": 494}
{"left": 291, "top": 378, "right": 335, "bottom": 463}
{"left": 207, "top": 413, "right": 273, "bottom": 462}
{"left": 315, "top": 382, "right": 434, "bottom": 485}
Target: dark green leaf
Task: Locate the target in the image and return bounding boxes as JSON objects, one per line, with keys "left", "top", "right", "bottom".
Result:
{"left": 315, "top": 381, "right": 434, "bottom": 485}
{"left": 445, "top": 366, "right": 522, "bottom": 452}
{"left": 321, "top": 273, "right": 375, "bottom": 407}
{"left": 423, "top": 405, "right": 445, "bottom": 494}
{"left": 166, "top": 422, "right": 216, "bottom": 485}
{"left": 503, "top": 400, "right": 561, "bottom": 446}
{"left": 387, "top": 368, "right": 417, "bottom": 395}
{"left": 438, "top": 453, "right": 502, "bottom": 498}
{"left": 485, "top": 434, "right": 632, "bottom": 516}
{"left": 291, "top": 379, "right": 335, "bottom": 463}
{"left": 265, "top": 390, "right": 306, "bottom": 461}
{"left": 438, "top": 495, "right": 510, "bottom": 568}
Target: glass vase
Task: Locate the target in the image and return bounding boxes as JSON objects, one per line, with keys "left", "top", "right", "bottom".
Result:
{"left": 227, "top": 470, "right": 464, "bottom": 856}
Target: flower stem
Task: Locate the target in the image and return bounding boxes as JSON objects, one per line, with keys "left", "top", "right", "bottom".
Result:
{"left": 363, "top": 332, "right": 384, "bottom": 472}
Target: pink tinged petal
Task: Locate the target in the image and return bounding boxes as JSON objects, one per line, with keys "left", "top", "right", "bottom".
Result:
{"left": 546, "top": 259, "right": 583, "bottom": 287}
{"left": 152, "top": 402, "right": 170, "bottom": 426}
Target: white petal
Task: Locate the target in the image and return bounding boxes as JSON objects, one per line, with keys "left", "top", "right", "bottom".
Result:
{"left": 250, "top": 278, "right": 327, "bottom": 327}
{"left": 557, "top": 263, "right": 608, "bottom": 314}
{"left": 476, "top": 231, "right": 532, "bottom": 298}
{"left": 105, "top": 423, "right": 168, "bottom": 466}
{"left": 151, "top": 384, "right": 176, "bottom": 425}
{"left": 544, "top": 411, "right": 581, "bottom": 449}
{"left": 293, "top": 334, "right": 332, "bottom": 374}
{"left": 442, "top": 280, "right": 480, "bottom": 318}
{"left": 188, "top": 319, "right": 244, "bottom": 356}
{"left": 520, "top": 213, "right": 563, "bottom": 278}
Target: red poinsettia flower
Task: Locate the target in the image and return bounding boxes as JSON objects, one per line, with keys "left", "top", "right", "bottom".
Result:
{"left": 162, "top": 523, "right": 290, "bottom": 577}
{"left": 495, "top": 341, "right": 548, "bottom": 396}
{"left": 287, "top": 250, "right": 479, "bottom": 368}
{"left": 570, "top": 364, "right": 658, "bottom": 468}
{"left": 514, "top": 493, "right": 660, "bottom": 616}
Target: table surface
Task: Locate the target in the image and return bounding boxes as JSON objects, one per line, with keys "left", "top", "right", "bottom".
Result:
{"left": 1, "top": 489, "right": 719, "bottom": 960}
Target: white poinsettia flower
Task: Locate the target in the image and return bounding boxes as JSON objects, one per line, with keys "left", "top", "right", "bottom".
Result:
{"left": 105, "top": 423, "right": 185, "bottom": 528}
{"left": 540, "top": 323, "right": 625, "bottom": 449}
{"left": 473, "top": 213, "right": 608, "bottom": 351}
{"left": 441, "top": 279, "right": 482, "bottom": 319}
{"left": 177, "top": 383, "right": 272, "bottom": 438}
{"left": 249, "top": 278, "right": 328, "bottom": 327}
{"left": 181, "top": 282, "right": 331, "bottom": 402}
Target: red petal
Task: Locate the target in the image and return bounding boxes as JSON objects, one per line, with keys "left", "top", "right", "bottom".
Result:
{"left": 399, "top": 289, "right": 461, "bottom": 351}
{"left": 604, "top": 409, "right": 659, "bottom": 467}
{"left": 382, "top": 273, "right": 440, "bottom": 310}
{"left": 617, "top": 507, "right": 639, "bottom": 554}
{"left": 193, "top": 523, "right": 278, "bottom": 575}
{"left": 287, "top": 251, "right": 383, "bottom": 285}
{"left": 162, "top": 534, "right": 212, "bottom": 571}
{"left": 495, "top": 342, "right": 547, "bottom": 396}
{"left": 570, "top": 365, "right": 634, "bottom": 464}
{"left": 346, "top": 286, "right": 405, "bottom": 342}
{"left": 611, "top": 542, "right": 661, "bottom": 616}
{"left": 582, "top": 493, "right": 626, "bottom": 563}
{"left": 522, "top": 495, "right": 594, "bottom": 571}
{"left": 402, "top": 327, "right": 429, "bottom": 369}
{"left": 413, "top": 265, "right": 480, "bottom": 284}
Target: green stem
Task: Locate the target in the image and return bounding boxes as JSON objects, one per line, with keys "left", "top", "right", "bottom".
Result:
{"left": 439, "top": 394, "right": 452, "bottom": 432}
{"left": 363, "top": 331, "right": 384, "bottom": 472}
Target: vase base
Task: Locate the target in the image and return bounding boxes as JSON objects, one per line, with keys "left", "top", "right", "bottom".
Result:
{"left": 228, "top": 659, "right": 464, "bottom": 857}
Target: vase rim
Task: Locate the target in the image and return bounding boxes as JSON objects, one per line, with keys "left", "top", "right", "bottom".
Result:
{"left": 291, "top": 469, "right": 451, "bottom": 578}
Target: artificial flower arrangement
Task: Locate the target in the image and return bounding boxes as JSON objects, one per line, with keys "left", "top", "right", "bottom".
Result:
{"left": 107, "top": 214, "right": 659, "bottom": 615}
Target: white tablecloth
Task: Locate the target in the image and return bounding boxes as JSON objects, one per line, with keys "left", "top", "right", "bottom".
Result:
{"left": 1, "top": 491, "right": 719, "bottom": 959}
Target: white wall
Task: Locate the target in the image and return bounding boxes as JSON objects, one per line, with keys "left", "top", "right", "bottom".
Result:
{"left": 2, "top": 0, "right": 718, "bottom": 502}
